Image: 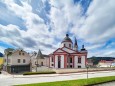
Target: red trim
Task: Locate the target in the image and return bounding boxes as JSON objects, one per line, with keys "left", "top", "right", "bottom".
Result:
{"left": 64, "top": 54, "right": 67, "bottom": 68}
{"left": 72, "top": 56, "right": 74, "bottom": 68}
{"left": 62, "top": 46, "right": 78, "bottom": 52}
{"left": 53, "top": 48, "right": 69, "bottom": 54}
{"left": 54, "top": 55, "right": 55, "bottom": 67}
{"left": 85, "top": 55, "right": 87, "bottom": 65}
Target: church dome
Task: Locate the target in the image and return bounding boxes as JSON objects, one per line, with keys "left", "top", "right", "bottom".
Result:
{"left": 61, "top": 34, "right": 72, "bottom": 43}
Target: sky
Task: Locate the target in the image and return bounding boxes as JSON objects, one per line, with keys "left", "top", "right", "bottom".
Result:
{"left": 0, "top": 0, "right": 115, "bottom": 57}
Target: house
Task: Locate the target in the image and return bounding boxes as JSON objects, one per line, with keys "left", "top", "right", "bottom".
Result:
{"left": 87, "top": 59, "right": 94, "bottom": 68}
{"left": 3, "top": 48, "right": 31, "bottom": 73}
{"left": 49, "top": 34, "right": 88, "bottom": 68}
{"left": 98, "top": 60, "right": 114, "bottom": 67}
{"left": 31, "top": 49, "right": 49, "bottom": 68}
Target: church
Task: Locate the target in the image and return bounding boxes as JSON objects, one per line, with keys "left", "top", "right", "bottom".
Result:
{"left": 49, "top": 34, "right": 88, "bottom": 68}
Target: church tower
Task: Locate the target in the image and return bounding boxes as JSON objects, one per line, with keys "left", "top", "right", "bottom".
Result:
{"left": 73, "top": 37, "right": 78, "bottom": 51}
{"left": 60, "top": 34, "right": 73, "bottom": 49}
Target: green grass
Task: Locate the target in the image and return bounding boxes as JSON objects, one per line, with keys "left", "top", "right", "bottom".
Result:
{"left": 15, "top": 76, "right": 115, "bottom": 86}
{"left": 23, "top": 71, "right": 56, "bottom": 75}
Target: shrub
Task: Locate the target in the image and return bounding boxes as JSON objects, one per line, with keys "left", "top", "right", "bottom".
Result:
{"left": 23, "top": 71, "right": 56, "bottom": 75}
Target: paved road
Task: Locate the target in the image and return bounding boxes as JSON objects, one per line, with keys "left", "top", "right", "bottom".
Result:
{"left": 94, "top": 81, "right": 115, "bottom": 86}
{"left": 0, "top": 70, "right": 115, "bottom": 86}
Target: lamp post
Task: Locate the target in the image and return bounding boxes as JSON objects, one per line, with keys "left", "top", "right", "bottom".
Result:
{"left": 86, "top": 64, "right": 89, "bottom": 79}
{"left": 13, "top": 68, "right": 14, "bottom": 78}
{"left": 35, "top": 62, "right": 38, "bottom": 72}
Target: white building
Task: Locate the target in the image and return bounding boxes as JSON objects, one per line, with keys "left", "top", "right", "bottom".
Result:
{"left": 98, "top": 60, "right": 114, "bottom": 67}
{"left": 49, "top": 34, "right": 88, "bottom": 68}
{"left": 3, "top": 48, "right": 31, "bottom": 73}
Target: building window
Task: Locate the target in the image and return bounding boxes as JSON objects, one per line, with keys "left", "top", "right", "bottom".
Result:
{"left": 22, "top": 53, "right": 24, "bottom": 55}
{"left": 8, "top": 59, "right": 10, "bottom": 63}
{"left": 18, "top": 59, "right": 20, "bottom": 63}
{"left": 70, "top": 65, "right": 72, "bottom": 68}
{"left": 78, "top": 57, "right": 81, "bottom": 63}
{"left": 23, "top": 59, "right": 25, "bottom": 63}
{"left": 64, "top": 44, "right": 66, "bottom": 47}
{"left": 52, "top": 64, "right": 54, "bottom": 66}
{"left": 41, "top": 62, "right": 43, "bottom": 66}
{"left": 19, "top": 52, "right": 21, "bottom": 55}
{"left": 78, "top": 66, "right": 81, "bottom": 68}
{"left": 69, "top": 44, "right": 71, "bottom": 48}
{"left": 51, "top": 57, "right": 54, "bottom": 62}
{"left": 70, "top": 57, "right": 72, "bottom": 63}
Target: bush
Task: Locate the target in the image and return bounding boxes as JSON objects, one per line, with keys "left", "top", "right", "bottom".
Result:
{"left": 23, "top": 71, "right": 56, "bottom": 75}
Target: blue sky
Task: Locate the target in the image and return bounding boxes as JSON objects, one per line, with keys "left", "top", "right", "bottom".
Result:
{"left": 0, "top": 0, "right": 115, "bottom": 57}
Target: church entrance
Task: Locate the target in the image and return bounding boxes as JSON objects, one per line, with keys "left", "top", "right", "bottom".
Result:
{"left": 58, "top": 56, "right": 61, "bottom": 68}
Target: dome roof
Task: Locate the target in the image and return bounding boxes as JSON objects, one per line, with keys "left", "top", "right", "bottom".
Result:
{"left": 61, "top": 34, "right": 72, "bottom": 43}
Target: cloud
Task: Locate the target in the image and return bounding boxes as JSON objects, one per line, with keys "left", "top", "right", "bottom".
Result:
{"left": 73, "top": 0, "right": 115, "bottom": 44}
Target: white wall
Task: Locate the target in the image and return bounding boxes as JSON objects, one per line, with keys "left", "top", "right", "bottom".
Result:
{"left": 55, "top": 56, "right": 58, "bottom": 68}
{"left": 74, "top": 56, "right": 78, "bottom": 68}
{"left": 4, "top": 50, "right": 30, "bottom": 66}
{"left": 74, "top": 56, "right": 86, "bottom": 68}
{"left": 60, "top": 42, "right": 73, "bottom": 49}
{"left": 61, "top": 55, "right": 64, "bottom": 68}
{"left": 81, "top": 56, "right": 85, "bottom": 68}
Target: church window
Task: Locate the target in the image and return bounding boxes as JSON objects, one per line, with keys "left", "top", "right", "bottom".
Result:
{"left": 70, "top": 65, "right": 72, "bottom": 68}
{"left": 58, "top": 56, "right": 61, "bottom": 61}
{"left": 69, "top": 44, "right": 71, "bottom": 48}
{"left": 78, "top": 57, "right": 81, "bottom": 63}
{"left": 52, "top": 64, "right": 54, "bottom": 66}
{"left": 78, "top": 65, "right": 81, "bottom": 68}
{"left": 51, "top": 57, "right": 54, "bottom": 62}
{"left": 70, "top": 57, "right": 72, "bottom": 63}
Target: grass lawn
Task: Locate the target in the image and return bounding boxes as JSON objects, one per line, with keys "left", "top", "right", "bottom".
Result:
{"left": 15, "top": 76, "right": 115, "bottom": 86}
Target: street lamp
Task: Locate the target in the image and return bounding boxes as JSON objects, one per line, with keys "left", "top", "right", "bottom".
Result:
{"left": 35, "top": 62, "right": 38, "bottom": 72}
{"left": 86, "top": 64, "right": 89, "bottom": 79}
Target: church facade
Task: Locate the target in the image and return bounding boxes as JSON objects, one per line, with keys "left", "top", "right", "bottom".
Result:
{"left": 49, "top": 34, "right": 88, "bottom": 68}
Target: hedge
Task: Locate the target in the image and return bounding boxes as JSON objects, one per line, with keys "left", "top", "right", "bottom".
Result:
{"left": 23, "top": 71, "right": 56, "bottom": 75}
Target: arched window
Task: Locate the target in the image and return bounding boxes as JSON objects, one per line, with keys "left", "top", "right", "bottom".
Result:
{"left": 69, "top": 44, "right": 71, "bottom": 48}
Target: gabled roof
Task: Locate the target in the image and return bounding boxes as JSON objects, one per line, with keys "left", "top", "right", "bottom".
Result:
{"left": 62, "top": 47, "right": 76, "bottom": 53}
{"left": 52, "top": 47, "right": 83, "bottom": 55}
{"left": 53, "top": 48, "right": 68, "bottom": 54}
